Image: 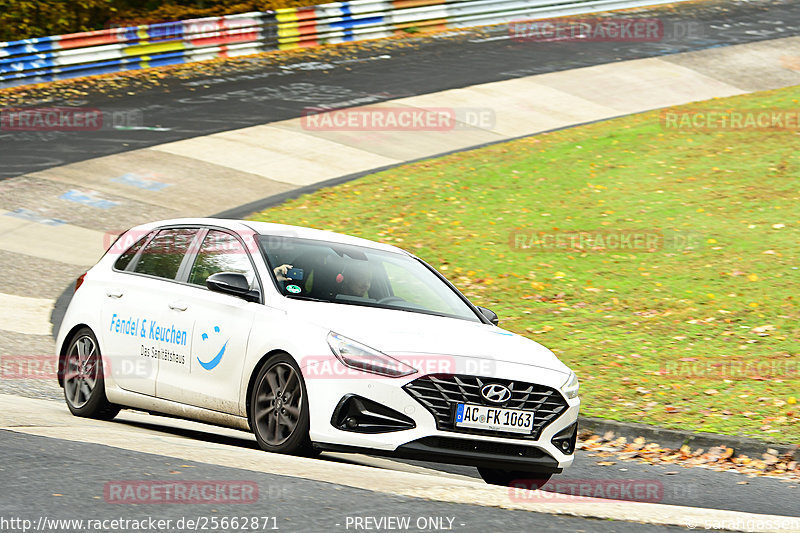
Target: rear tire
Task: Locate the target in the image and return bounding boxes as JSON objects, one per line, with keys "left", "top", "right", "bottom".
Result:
{"left": 477, "top": 467, "right": 553, "bottom": 488}
{"left": 62, "top": 327, "right": 119, "bottom": 420}
{"left": 249, "top": 353, "right": 314, "bottom": 456}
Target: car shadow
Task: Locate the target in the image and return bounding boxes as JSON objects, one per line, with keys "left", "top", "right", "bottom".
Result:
{"left": 114, "top": 416, "right": 461, "bottom": 473}
{"left": 115, "top": 418, "right": 261, "bottom": 450}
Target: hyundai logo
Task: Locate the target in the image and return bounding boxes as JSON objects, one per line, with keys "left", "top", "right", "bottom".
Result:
{"left": 480, "top": 383, "right": 511, "bottom": 404}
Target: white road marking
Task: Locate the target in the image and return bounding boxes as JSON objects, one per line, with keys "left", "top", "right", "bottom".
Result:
{"left": 468, "top": 35, "right": 511, "bottom": 43}
{"left": 0, "top": 293, "right": 54, "bottom": 335}
{"left": 113, "top": 125, "right": 172, "bottom": 131}
{"left": 0, "top": 395, "right": 797, "bottom": 533}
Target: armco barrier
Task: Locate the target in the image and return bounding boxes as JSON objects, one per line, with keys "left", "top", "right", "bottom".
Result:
{"left": 0, "top": 0, "right": 692, "bottom": 88}
{"left": 273, "top": 0, "right": 690, "bottom": 49}
{"left": 0, "top": 12, "right": 277, "bottom": 87}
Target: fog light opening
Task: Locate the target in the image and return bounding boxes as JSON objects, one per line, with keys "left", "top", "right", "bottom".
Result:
{"left": 550, "top": 423, "right": 578, "bottom": 455}
{"left": 331, "top": 395, "right": 416, "bottom": 434}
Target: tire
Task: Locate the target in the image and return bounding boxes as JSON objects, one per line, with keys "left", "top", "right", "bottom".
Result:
{"left": 62, "top": 327, "right": 120, "bottom": 420}
{"left": 249, "top": 353, "right": 314, "bottom": 456}
{"left": 477, "top": 467, "right": 553, "bottom": 488}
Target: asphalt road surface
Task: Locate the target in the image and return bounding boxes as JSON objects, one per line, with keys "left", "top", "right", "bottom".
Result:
{"left": 122, "top": 413, "right": 800, "bottom": 519}
{"left": 2, "top": 429, "right": 703, "bottom": 533}
{"left": 1, "top": 0, "right": 800, "bottom": 179}
{"left": 2, "top": 1, "right": 799, "bottom": 530}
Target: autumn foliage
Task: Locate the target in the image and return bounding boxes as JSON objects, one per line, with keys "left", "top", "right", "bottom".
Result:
{"left": 0, "top": 0, "right": 331, "bottom": 42}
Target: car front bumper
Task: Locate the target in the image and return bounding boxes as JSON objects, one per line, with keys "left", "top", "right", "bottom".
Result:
{"left": 302, "top": 355, "right": 579, "bottom": 471}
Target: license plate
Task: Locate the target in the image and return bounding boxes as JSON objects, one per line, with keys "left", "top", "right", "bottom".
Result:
{"left": 454, "top": 403, "right": 534, "bottom": 434}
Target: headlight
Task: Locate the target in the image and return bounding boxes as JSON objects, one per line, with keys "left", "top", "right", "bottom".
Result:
{"left": 561, "top": 371, "right": 579, "bottom": 399}
{"left": 327, "top": 332, "right": 417, "bottom": 378}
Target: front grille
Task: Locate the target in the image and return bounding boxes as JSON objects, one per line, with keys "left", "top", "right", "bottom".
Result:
{"left": 403, "top": 374, "right": 568, "bottom": 440}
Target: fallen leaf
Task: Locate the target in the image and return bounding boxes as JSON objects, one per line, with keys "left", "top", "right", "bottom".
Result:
{"left": 721, "top": 448, "right": 735, "bottom": 460}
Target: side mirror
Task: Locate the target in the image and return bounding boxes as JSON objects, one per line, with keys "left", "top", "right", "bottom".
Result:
{"left": 477, "top": 306, "right": 499, "bottom": 326}
{"left": 206, "top": 272, "right": 260, "bottom": 303}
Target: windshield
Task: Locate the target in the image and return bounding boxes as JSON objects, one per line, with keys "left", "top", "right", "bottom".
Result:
{"left": 258, "top": 235, "right": 481, "bottom": 322}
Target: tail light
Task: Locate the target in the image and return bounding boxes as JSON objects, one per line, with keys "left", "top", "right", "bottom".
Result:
{"left": 74, "top": 273, "right": 87, "bottom": 293}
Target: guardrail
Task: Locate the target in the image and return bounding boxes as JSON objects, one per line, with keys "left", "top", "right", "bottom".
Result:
{"left": 0, "top": 0, "right": 692, "bottom": 88}
{"left": 274, "top": 0, "right": 688, "bottom": 49}
{"left": 0, "top": 12, "right": 277, "bottom": 88}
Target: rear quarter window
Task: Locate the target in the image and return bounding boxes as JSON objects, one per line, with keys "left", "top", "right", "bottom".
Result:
{"left": 113, "top": 232, "right": 153, "bottom": 271}
{"left": 132, "top": 228, "right": 198, "bottom": 280}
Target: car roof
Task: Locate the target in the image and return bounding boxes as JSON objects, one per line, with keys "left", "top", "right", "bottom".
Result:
{"left": 133, "top": 218, "right": 409, "bottom": 255}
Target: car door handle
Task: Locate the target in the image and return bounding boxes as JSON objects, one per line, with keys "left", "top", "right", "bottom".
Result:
{"left": 168, "top": 301, "right": 188, "bottom": 312}
{"left": 106, "top": 289, "right": 123, "bottom": 299}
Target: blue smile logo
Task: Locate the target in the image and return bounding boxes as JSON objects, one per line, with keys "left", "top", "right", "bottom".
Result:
{"left": 197, "top": 326, "right": 228, "bottom": 371}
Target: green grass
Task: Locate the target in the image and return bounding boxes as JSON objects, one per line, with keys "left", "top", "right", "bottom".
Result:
{"left": 250, "top": 86, "right": 800, "bottom": 443}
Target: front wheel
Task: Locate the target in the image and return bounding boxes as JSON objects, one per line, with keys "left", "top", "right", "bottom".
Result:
{"left": 477, "top": 467, "right": 553, "bottom": 488}
{"left": 62, "top": 328, "right": 119, "bottom": 420}
{"left": 250, "top": 353, "right": 314, "bottom": 455}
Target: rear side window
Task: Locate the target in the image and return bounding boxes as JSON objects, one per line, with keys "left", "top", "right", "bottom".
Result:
{"left": 188, "top": 230, "right": 256, "bottom": 288}
{"left": 113, "top": 232, "right": 153, "bottom": 271}
{"left": 133, "top": 228, "right": 198, "bottom": 280}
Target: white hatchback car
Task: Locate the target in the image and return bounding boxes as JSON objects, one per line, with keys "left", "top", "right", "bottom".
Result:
{"left": 57, "top": 218, "right": 579, "bottom": 486}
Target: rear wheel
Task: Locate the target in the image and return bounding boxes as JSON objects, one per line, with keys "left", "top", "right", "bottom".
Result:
{"left": 250, "top": 353, "right": 314, "bottom": 455}
{"left": 62, "top": 328, "right": 119, "bottom": 420}
{"left": 477, "top": 467, "right": 553, "bottom": 488}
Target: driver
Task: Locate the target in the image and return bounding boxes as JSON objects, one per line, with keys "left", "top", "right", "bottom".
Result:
{"left": 338, "top": 261, "right": 372, "bottom": 298}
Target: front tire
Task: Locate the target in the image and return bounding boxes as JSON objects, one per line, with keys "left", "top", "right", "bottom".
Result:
{"left": 62, "top": 328, "right": 119, "bottom": 420}
{"left": 250, "top": 353, "right": 313, "bottom": 455}
{"left": 477, "top": 467, "right": 553, "bottom": 488}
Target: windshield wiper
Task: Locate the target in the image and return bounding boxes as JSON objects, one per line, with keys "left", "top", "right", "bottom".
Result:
{"left": 284, "top": 294, "right": 331, "bottom": 303}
